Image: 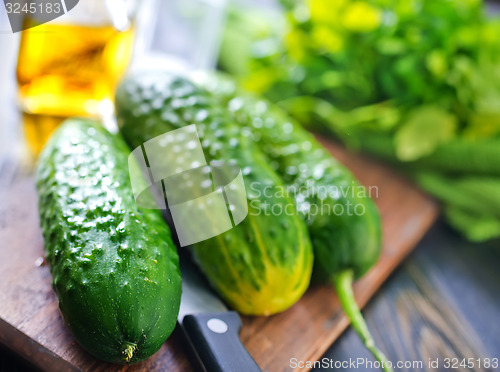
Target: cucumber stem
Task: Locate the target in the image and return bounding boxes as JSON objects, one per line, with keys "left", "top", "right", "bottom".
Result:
{"left": 334, "top": 269, "right": 393, "bottom": 372}
{"left": 123, "top": 342, "right": 137, "bottom": 363}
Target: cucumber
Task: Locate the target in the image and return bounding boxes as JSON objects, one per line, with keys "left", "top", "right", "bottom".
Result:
{"left": 355, "top": 130, "right": 500, "bottom": 176}
{"left": 198, "top": 75, "right": 390, "bottom": 371}
{"left": 116, "top": 73, "right": 313, "bottom": 316}
{"left": 35, "top": 119, "right": 181, "bottom": 364}
{"left": 200, "top": 75, "right": 382, "bottom": 278}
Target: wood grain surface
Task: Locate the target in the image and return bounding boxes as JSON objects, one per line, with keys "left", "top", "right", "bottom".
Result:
{"left": 314, "top": 221, "right": 500, "bottom": 372}
{"left": 0, "top": 140, "right": 439, "bottom": 372}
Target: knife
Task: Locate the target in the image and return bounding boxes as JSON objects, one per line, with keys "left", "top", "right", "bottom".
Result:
{"left": 178, "top": 254, "right": 262, "bottom": 372}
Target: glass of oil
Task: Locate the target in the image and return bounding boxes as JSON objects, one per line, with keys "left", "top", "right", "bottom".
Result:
{"left": 16, "top": 0, "right": 138, "bottom": 155}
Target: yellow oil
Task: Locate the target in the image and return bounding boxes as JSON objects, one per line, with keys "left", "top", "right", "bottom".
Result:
{"left": 16, "top": 22, "right": 134, "bottom": 155}
{"left": 22, "top": 113, "right": 65, "bottom": 156}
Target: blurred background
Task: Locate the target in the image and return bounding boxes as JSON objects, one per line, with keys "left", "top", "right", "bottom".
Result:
{"left": 2, "top": 0, "right": 500, "bottom": 243}
{"left": 0, "top": 0, "right": 499, "bottom": 371}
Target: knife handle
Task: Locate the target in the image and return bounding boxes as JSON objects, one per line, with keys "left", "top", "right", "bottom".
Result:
{"left": 182, "top": 311, "right": 261, "bottom": 372}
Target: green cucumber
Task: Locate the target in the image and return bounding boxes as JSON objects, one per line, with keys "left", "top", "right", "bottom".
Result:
{"left": 116, "top": 73, "right": 313, "bottom": 316}
{"left": 199, "top": 75, "right": 390, "bottom": 371}
{"left": 35, "top": 119, "right": 181, "bottom": 364}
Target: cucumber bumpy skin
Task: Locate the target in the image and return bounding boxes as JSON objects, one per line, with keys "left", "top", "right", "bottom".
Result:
{"left": 116, "top": 73, "right": 313, "bottom": 316}
{"left": 199, "top": 75, "right": 391, "bottom": 372}
{"left": 35, "top": 119, "right": 181, "bottom": 364}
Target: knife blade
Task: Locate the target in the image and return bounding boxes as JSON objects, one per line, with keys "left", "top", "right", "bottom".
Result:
{"left": 178, "top": 254, "right": 261, "bottom": 372}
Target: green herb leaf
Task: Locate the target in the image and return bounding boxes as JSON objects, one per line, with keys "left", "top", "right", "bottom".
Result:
{"left": 394, "top": 106, "right": 457, "bottom": 161}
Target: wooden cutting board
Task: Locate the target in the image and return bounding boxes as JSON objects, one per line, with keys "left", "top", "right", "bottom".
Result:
{"left": 0, "top": 139, "right": 439, "bottom": 372}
